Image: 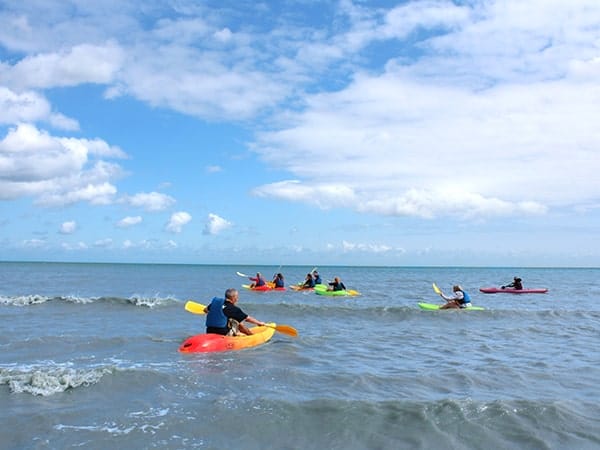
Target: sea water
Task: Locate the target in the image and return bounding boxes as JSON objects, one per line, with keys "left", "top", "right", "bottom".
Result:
{"left": 1, "top": 262, "right": 599, "bottom": 449}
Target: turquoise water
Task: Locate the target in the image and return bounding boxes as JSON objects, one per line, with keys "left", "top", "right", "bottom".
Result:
{"left": 1, "top": 262, "right": 599, "bottom": 449}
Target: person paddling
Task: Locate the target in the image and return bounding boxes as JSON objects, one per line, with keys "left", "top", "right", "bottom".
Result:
{"left": 272, "top": 272, "right": 285, "bottom": 288}
{"left": 249, "top": 272, "right": 266, "bottom": 288}
{"left": 328, "top": 276, "right": 346, "bottom": 292}
{"left": 439, "top": 285, "right": 472, "bottom": 309}
{"left": 502, "top": 277, "right": 523, "bottom": 290}
{"left": 204, "top": 288, "right": 266, "bottom": 336}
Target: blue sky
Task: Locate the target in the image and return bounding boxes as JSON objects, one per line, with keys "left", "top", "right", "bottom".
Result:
{"left": 1, "top": 0, "right": 599, "bottom": 267}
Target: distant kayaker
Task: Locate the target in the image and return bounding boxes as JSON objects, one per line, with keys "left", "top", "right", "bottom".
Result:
{"left": 272, "top": 272, "right": 285, "bottom": 288}
{"left": 204, "top": 288, "right": 265, "bottom": 336}
{"left": 249, "top": 272, "right": 266, "bottom": 288}
{"left": 312, "top": 270, "right": 322, "bottom": 285}
{"left": 502, "top": 277, "right": 523, "bottom": 290}
{"left": 301, "top": 273, "right": 316, "bottom": 289}
{"left": 439, "top": 285, "right": 472, "bottom": 309}
{"left": 328, "top": 277, "right": 346, "bottom": 291}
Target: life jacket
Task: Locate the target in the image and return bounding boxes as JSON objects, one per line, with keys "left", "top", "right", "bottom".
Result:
{"left": 205, "top": 297, "right": 227, "bottom": 328}
{"left": 460, "top": 290, "right": 471, "bottom": 304}
{"left": 255, "top": 277, "right": 265, "bottom": 287}
{"left": 274, "top": 278, "right": 284, "bottom": 288}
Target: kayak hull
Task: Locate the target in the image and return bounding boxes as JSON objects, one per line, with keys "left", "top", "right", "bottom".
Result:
{"left": 179, "top": 324, "right": 276, "bottom": 353}
{"left": 290, "top": 285, "right": 313, "bottom": 291}
{"left": 242, "top": 284, "right": 286, "bottom": 291}
{"left": 479, "top": 287, "right": 548, "bottom": 294}
{"left": 314, "top": 285, "right": 360, "bottom": 296}
{"left": 418, "top": 302, "right": 485, "bottom": 311}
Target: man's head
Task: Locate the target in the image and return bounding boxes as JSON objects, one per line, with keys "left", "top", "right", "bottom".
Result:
{"left": 225, "top": 288, "right": 239, "bottom": 303}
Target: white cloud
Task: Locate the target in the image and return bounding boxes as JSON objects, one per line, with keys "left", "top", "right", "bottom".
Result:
{"left": 341, "top": 240, "right": 400, "bottom": 254}
{"left": 204, "top": 213, "right": 232, "bottom": 235}
{"left": 21, "top": 238, "right": 46, "bottom": 248}
{"left": 0, "top": 124, "right": 123, "bottom": 205}
{"left": 59, "top": 221, "right": 77, "bottom": 234}
{"left": 166, "top": 211, "right": 192, "bottom": 233}
{"left": 94, "top": 238, "right": 113, "bottom": 248}
{"left": 61, "top": 241, "right": 87, "bottom": 250}
{"left": 2, "top": 42, "right": 124, "bottom": 90}
{"left": 117, "top": 216, "right": 142, "bottom": 228}
{"left": 122, "top": 192, "right": 175, "bottom": 212}
{"left": 251, "top": 0, "right": 600, "bottom": 220}
{"left": 252, "top": 180, "right": 356, "bottom": 210}
{"left": 205, "top": 165, "right": 222, "bottom": 173}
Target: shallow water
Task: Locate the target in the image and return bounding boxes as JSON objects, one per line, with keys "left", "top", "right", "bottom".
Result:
{"left": 1, "top": 262, "right": 599, "bottom": 449}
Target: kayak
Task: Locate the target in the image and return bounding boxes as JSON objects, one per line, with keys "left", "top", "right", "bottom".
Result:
{"left": 242, "top": 284, "right": 285, "bottom": 291}
{"left": 314, "top": 284, "right": 360, "bottom": 297}
{"left": 178, "top": 323, "right": 276, "bottom": 353}
{"left": 418, "top": 302, "right": 485, "bottom": 311}
{"left": 290, "top": 285, "right": 313, "bottom": 291}
{"left": 479, "top": 287, "right": 548, "bottom": 294}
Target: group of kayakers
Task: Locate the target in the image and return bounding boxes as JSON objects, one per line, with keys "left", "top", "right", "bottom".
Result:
{"left": 248, "top": 269, "right": 346, "bottom": 292}
{"left": 203, "top": 273, "right": 524, "bottom": 335}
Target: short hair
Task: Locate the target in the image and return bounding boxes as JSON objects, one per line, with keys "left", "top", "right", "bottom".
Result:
{"left": 225, "top": 288, "right": 238, "bottom": 300}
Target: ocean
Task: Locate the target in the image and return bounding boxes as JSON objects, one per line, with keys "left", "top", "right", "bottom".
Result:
{"left": 1, "top": 262, "right": 599, "bottom": 449}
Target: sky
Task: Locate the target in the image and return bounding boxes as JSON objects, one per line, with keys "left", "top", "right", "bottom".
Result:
{"left": 1, "top": 0, "right": 599, "bottom": 267}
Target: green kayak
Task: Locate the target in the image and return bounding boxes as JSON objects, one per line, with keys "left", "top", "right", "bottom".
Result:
{"left": 418, "top": 302, "right": 485, "bottom": 311}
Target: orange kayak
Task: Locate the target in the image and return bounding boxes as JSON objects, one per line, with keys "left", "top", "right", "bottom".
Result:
{"left": 178, "top": 323, "right": 276, "bottom": 353}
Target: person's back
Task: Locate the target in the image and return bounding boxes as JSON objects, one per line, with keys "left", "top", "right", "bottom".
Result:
{"left": 273, "top": 273, "right": 284, "bottom": 288}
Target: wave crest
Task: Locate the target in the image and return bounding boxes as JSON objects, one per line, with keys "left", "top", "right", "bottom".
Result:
{"left": 0, "top": 365, "right": 112, "bottom": 396}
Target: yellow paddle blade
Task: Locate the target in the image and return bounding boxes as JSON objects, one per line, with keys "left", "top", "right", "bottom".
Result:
{"left": 348, "top": 289, "right": 361, "bottom": 296}
{"left": 267, "top": 324, "right": 298, "bottom": 338}
{"left": 432, "top": 283, "right": 442, "bottom": 295}
{"left": 185, "top": 301, "right": 207, "bottom": 314}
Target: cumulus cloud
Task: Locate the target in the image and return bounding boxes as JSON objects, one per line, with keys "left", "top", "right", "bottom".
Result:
{"left": 249, "top": 1, "right": 600, "bottom": 219}
{"left": 94, "top": 238, "right": 113, "bottom": 248}
{"left": 203, "top": 213, "right": 232, "bottom": 235}
{"left": 59, "top": 221, "right": 77, "bottom": 234}
{"left": 61, "top": 241, "right": 88, "bottom": 250}
{"left": 0, "top": 124, "right": 123, "bottom": 205}
{"left": 117, "top": 216, "right": 142, "bottom": 228}
{"left": 122, "top": 192, "right": 175, "bottom": 212}
{"left": 166, "top": 211, "right": 191, "bottom": 233}
{"left": 2, "top": 42, "right": 125, "bottom": 90}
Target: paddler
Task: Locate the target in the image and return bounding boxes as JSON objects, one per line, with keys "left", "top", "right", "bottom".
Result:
{"left": 439, "top": 284, "right": 472, "bottom": 309}
{"left": 204, "top": 288, "right": 266, "bottom": 336}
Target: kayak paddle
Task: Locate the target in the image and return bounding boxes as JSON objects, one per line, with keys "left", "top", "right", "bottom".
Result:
{"left": 236, "top": 271, "right": 249, "bottom": 277}
{"left": 184, "top": 300, "right": 298, "bottom": 337}
{"left": 432, "top": 283, "right": 442, "bottom": 295}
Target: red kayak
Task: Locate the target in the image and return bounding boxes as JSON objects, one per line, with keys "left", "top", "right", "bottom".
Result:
{"left": 179, "top": 324, "right": 276, "bottom": 353}
{"left": 479, "top": 287, "right": 548, "bottom": 294}
{"left": 242, "top": 284, "right": 286, "bottom": 291}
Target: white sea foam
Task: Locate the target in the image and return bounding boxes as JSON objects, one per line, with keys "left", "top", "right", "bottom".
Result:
{"left": 0, "top": 365, "right": 112, "bottom": 396}
{"left": 0, "top": 294, "right": 50, "bottom": 306}
{"left": 127, "top": 294, "right": 178, "bottom": 308}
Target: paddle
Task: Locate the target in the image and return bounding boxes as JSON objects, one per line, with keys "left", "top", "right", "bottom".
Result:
{"left": 236, "top": 271, "right": 249, "bottom": 277}
{"left": 184, "top": 301, "right": 298, "bottom": 337}
{"left": 432, "top": 282, "right": 442, "bottom": 295}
